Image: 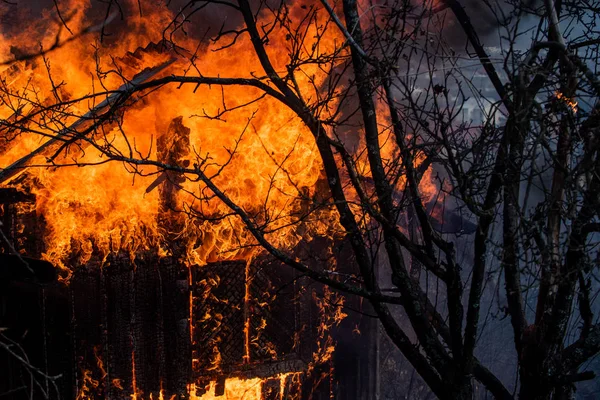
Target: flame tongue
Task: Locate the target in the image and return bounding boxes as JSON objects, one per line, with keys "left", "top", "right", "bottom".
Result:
{"left": 556, "top": 91, "right": 578, "bottom": 113}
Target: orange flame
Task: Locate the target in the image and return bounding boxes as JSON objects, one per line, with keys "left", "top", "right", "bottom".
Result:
{"left": 556, "top": 91, "right": 578, "bottom": 113}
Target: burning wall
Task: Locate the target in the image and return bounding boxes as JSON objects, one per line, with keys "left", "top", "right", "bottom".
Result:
{"left": 1, "top": 191, "right": 360, "bottom": 400}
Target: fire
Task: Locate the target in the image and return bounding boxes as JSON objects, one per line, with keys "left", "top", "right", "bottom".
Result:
{"left": 188, "top": 373, "right": 302, "bottom": 400}
{"left": 0, "top": 0, "right": 342, "bottom": 277}
{"left": 190, "top": 378, "right": 262, "bottom": 400}
{"left": 243, "top": 259, "right": 252, "bottom": 364}
{"left": 94, "top": 346, "right": 107, "bottom": 379}
{"left": 76, "top": 369, "right": 99, "bottom": 400}
{"left": 556, "top": 91, "right": 578, "bottom": 113}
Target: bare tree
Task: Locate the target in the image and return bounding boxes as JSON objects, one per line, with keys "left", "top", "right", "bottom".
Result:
{"left": 1, "top": 0, "right": 600, "bottom": 399}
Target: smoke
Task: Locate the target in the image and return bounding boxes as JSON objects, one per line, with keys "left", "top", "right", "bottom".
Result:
{"left": 423, "top": 0, "right": 542, "bottom": 51}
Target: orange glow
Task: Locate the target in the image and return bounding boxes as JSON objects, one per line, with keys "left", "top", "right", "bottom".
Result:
{"left": 244, "top": 259, "right": 252, "bottom": 364}
{"left": 94, "top": 346, "right": 107, "bottom": 379}
{"left": 112, "top": 379, "right": 124, "bottom": 390}
{"left": 556, "top": 91, "right": 578, "bottom": 113}
{"left": 76, "top": 369, "right": 99, "bottom": 400}
{"left": 188, "top": 373, "right": 302, "bottom": 400}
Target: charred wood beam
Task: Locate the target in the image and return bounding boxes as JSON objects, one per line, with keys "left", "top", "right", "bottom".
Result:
{"left": 0, "top": 188, "right": 35, "bottom": 254}
{"left": 217, "top": 359, "right": 306, "bottom": 381}
{"left": 104, "top": 257, "right": 135, "bottom": 398}
{"left": 157, "top": 115, "right": 190, "bottom": 234}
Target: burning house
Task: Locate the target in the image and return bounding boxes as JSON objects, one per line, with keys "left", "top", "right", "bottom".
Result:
{"left": 0, "top": 5, "right": 379, "bottom": 399}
